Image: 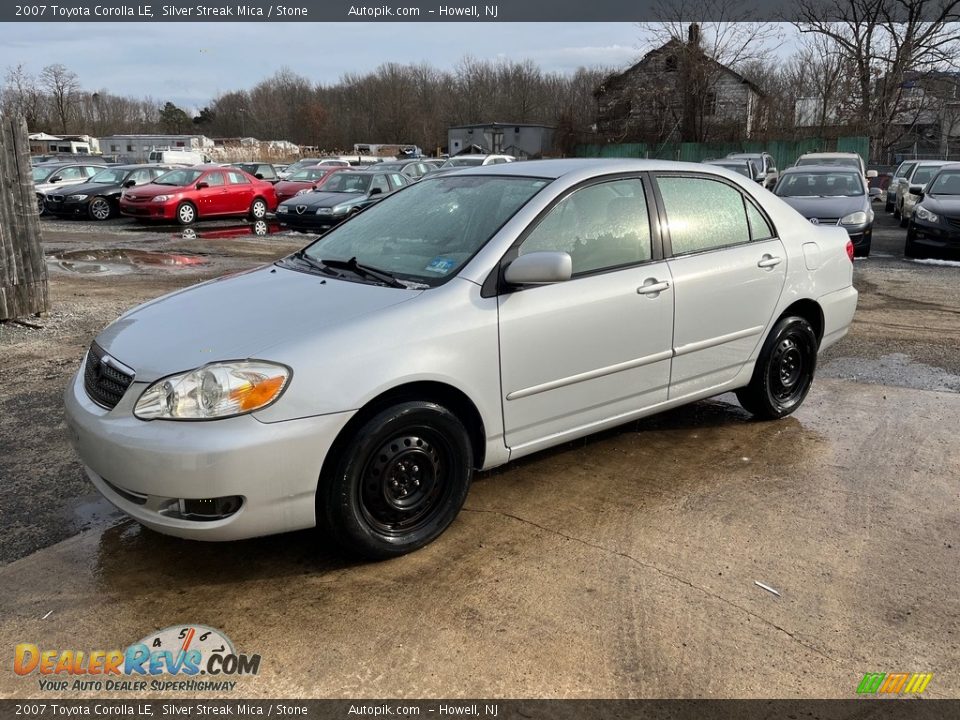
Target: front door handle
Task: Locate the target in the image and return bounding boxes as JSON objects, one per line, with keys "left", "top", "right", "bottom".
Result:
{"left": 757, "top": 254, "right": 782, "bottom": 269}
{"left": 638, "top": 279, "right": 670, "bottom": 296}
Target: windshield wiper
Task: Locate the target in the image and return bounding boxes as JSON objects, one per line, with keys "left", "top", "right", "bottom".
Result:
{"left": 282, "top": 250, "right": 343, "bottom": 278}
{"left": 320, "top": 256, "right": 406, "bottom": 288}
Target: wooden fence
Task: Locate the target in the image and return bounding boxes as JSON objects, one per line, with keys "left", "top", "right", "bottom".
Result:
{"left": 0, "top": 116, "right": 48, "bottom": 320}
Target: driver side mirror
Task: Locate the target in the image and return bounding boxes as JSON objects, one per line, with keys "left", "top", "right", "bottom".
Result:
{"left": 123, "top": 179, "right": 136, "bottom": 188}
{"left": 866, "top": 170, "right": 878, "bottom": 179}
{"left": 49, "top": 176, "right": 61, "bottom": 183}
{"left": 504, "top": 251, "right": 572, "bottom": 286}
{"left": 255, "top": 173, "right": 264, "bottom": 179}
{"left": 368, "top": 187, "right": 383, "bottom": 196}
{"left": 196, "top": 181, "right": 209, "bottom": 190}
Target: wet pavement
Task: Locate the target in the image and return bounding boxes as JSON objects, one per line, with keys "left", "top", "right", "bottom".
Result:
{"left": 0, "top": 208, "right": 958, "bottom": 699}
{"left": 0, "top": 380, "right": 957, "bottom": 698}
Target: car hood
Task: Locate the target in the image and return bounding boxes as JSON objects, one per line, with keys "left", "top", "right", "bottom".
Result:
{"left": 50, "top": 181, "right": 123, "bottom": 196}
{"left": 776, "top": 195, "right": 867, "bottom": 219}
{"left": 282, "top": 191, "right": 367, "bottom": 209}
{"left": 923, "top": 195, "right": 960, "bottom": 215}
{"left": 124, "top": 182, "right": 189, "bottom": 199}
{"left": 95, "top": 263, "right": 421, "bottom": 382}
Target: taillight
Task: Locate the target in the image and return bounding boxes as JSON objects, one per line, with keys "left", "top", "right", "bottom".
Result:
{"left": 845, "top": 240, "right": 854, "bottom": 262}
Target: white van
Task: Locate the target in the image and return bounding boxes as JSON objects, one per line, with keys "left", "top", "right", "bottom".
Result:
{"left": 147, "top": 149, "right": 206, "bottom": 165}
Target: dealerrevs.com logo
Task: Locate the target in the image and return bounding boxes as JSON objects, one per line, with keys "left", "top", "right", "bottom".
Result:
{"left": 14, "top": 625, "right": 261, "bottom": 693}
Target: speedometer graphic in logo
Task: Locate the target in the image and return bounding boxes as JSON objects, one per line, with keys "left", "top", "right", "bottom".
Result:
{"left": 137, "top": 624, "right": 234, "bottom": 660}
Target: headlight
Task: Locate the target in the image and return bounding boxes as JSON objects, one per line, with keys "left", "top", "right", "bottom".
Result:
{"left": 316, "top": 207, "right": 333, "bottom": 215}
{"left": 840, "top": 211, "right": 868, "bottom": 226}
{"left": 295, "top": 188, "right": 311, "bottom": 196}
{"left": 915, "top": 205, "right": 939, "bottom": 223}
{"left": 134, "top": 361, "right": 290, "bottom": 421}
{"left": 277, "top": 205, "right": 289, "bottom": 213}
{"left": 67, "top": 194, "right": 88, "bottom": 201}
{"left": 152, "top": 194, "right": 178, "bottom": 202}
{"left": 331, "top": 204, "right": 350, "bottom": 215}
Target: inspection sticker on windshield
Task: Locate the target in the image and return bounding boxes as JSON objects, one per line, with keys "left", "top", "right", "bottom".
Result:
{"left": 425, "top": 257, "right": 456, "bottom": 274}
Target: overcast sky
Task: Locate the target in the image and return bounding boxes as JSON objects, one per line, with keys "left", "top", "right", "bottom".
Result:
{"left": 0, "top": 22, "right": 663, "bottom": 112}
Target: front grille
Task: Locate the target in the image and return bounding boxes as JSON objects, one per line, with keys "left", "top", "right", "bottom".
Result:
{"left": 814, "top": 217, "right": 840, "bottom": 225}
{"left": 83, "top": 343, "right": 135, "bottom": 409}
{"left": 50, "top": 195, "right": 64, "bottom": 202}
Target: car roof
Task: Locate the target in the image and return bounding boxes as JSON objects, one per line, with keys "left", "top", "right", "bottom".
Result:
{"left": 798, "top": 152, "right": 861, "bottom": 158}
{"left": 431, "top": 158, "right": 755, "bottom": 180}
{"left": 912, "top": 160, "right": 952, "bottom": 166}
{"left": 781, "top": 164, "right": 864, "bottom": 174}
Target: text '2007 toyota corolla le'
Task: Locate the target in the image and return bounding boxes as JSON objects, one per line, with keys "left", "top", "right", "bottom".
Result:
{"left": 65, "top": 160, "right": 858, "bottom": 559}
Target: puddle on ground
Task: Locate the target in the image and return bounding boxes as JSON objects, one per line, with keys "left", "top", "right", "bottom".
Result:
{"left": 47, "top": 248, "right": 209, "bottom": 275}
{"left": 176, "top": 220, "right": 282, "bottom": 240}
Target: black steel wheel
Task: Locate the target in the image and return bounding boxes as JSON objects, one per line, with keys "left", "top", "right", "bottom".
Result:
{"left": 737, "top": 315, "right": 818, "bottom": 420}
{"left": 88, "top": 196, "right": 112, "bottom": 221}
{"left": 320, "top": 401, "right": 473, "bottom": 559}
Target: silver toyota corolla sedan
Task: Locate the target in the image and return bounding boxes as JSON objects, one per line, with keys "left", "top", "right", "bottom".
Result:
{"left": 65, "top": 159, "right": 858, "bottom": 559}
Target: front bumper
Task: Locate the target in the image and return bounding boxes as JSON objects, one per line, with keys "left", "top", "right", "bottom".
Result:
{"left": 842, "top": 222, "right": 872, "bottom": 249}
{"left": 64, "top": 366, "right": 354, "bottom": 541}
{"left": 46, "top": 198, "right": 90, "bottom": 217}
{"left": 909, "top": 218, "right": 960, "bottom": 252}
{"left": 276, "top": 211, "right": 344, "bottom": 231}
{"left": 120, "top": 200, "right": 176, "bottom": 220}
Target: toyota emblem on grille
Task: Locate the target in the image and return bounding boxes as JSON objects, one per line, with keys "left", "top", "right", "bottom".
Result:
{"left": 809, "top": 217, "right": 820, "bottom": 225}
{"left": 296, "top": 205, "right": 307, "bottom": 214}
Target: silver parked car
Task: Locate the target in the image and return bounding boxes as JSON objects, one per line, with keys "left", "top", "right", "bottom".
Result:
{"left": 65, "top": 160, "right": 858, "bottom": 559}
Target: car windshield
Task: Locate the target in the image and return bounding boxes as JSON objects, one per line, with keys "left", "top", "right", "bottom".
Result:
{"left": 290, "top": 168, "right": 330, "bottom": 182}
{"left": 287, "top": 160, "right": 322, "bottom": 173}
{"left": 928, "top": 170, "right": 960, "bottom": 195}
{"left": 153, "top": 169, "right": 204, "bottom": 186}
{"left": 776, "top": 171, "right": 865, "bottom": 197}
{"left": 89, "top": 168, "right": 129, "bottom": 184}
{"left": 375, "top": 163, "right": 405, "bottom": 172}
{"left": 912, "top": 166, "right": 945, "bottom": 185}
{"left": 443, "top": 157, "right": 485, "bottom": 168}
{"left": 300, "top": 175, "right": 550, "bottom": 286}
{"left": 320, "top": 173, "right": 373, "bottom": 193}
{"left": 797, "top": 157, "right": 860, "bottom": 170}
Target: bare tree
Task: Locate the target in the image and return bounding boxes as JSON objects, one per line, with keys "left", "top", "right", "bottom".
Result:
{"left": 2, "top": 64, "right": 44, "bottom": 128}
{"left": 794, "top": 0, "right": 960, "bottom": 158}
{"left": 39, "top": 63, "right": 80, "bottom": 133}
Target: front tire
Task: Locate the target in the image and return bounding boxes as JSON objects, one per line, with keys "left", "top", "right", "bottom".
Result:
{"left": 320, "top": 401, "right": 473, "bottom": 559}
{"left": 250, "top": 197, "right": 267, "bottom": 220}
{"left": 176, "top": 201, "right": 197, "bottom": 226}
{"left": 737, "top": 316, "right": 818, "bottom": 420}
{"left": 88, "top": 196, "right": 112, "bottom": 221}
{"left": 37, "top": 194, "right": 46, "bottom": 216}
{"left": 904, "top": 228, "right": 922, "bottom": 259}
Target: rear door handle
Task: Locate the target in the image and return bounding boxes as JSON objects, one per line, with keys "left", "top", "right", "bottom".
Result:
{"left": 757, "top": 255, "right": 782, "bottom": 269}
{"left": 638, "top": 279, "right": 670, "bottom": 296}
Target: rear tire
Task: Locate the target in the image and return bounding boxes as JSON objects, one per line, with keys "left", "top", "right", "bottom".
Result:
{"left": 319, "top": 401, "right": 473, "bottom": 559}
{"left": 899, "top": 213, "right": 909, "bottom": 228}
{"left": 737, "top": 316, "right": 818, "bottom": 420}
{"left": 249, "top": 197, "right": 267, "bottom": 220}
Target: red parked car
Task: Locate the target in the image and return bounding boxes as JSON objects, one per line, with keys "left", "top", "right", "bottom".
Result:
{"left": 119, "top": 166, "right": 278, "bottom": 225}
{"left": 273, "top": 165, "right": 350, "bottom": 204}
